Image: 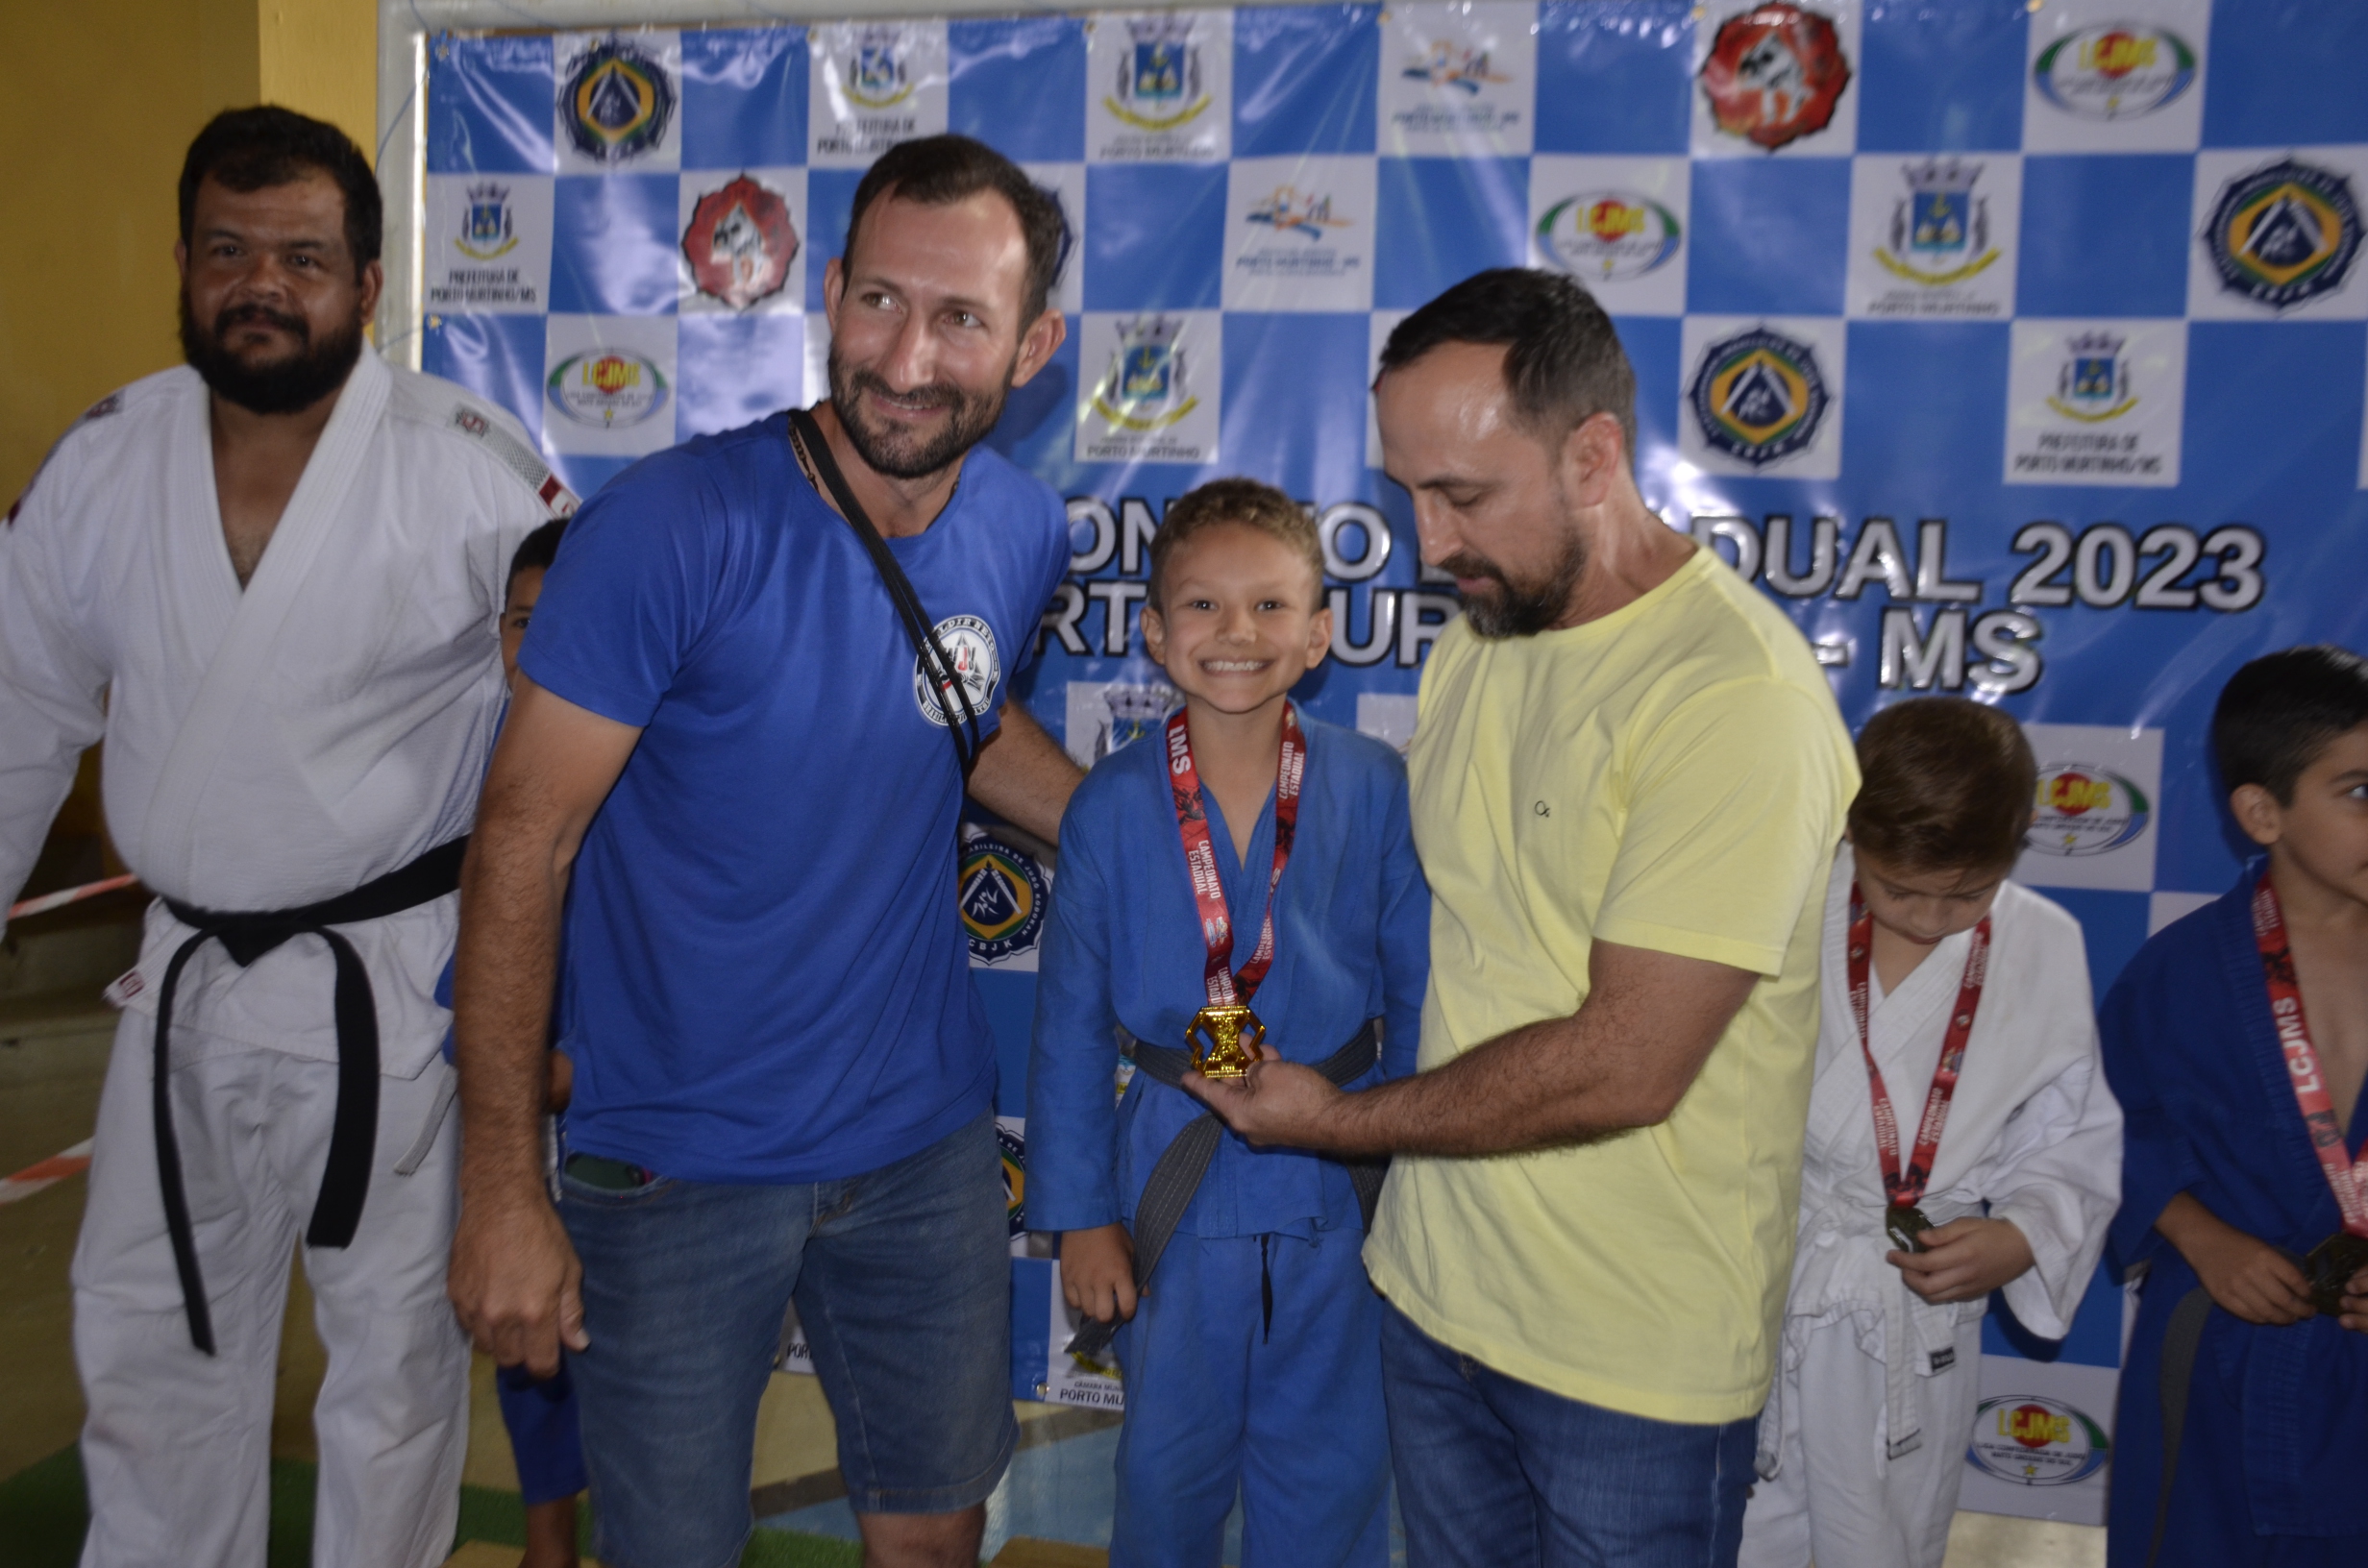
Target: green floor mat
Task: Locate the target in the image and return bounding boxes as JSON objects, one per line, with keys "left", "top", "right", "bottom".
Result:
{"left": 0, "top": 1448, "right": 863, "bottom": 1568}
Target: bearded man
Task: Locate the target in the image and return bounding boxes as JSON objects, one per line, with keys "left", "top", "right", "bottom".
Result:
{"left": 0, "top": 109, "right": 571, "bottom": 1567}
{"left": 447, "top": 135, "right": 1083, "bottom": 1568}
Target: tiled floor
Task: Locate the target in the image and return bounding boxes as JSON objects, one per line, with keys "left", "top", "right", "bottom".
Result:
{"left": 2, "top": 1006, "right": 2103, "bottom": 1568}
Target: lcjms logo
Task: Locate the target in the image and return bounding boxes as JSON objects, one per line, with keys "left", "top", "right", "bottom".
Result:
{"left": 2027, "top": 764, "right": 2152, "bottom": 857}
{"left": 2034, "top": 24, "right": 2197, "bottom": 121}
{"left": 1537, "top": 191, "right": 1683, "bottom": 282}
{"left": 1965, "top": 1395, "right": 2109, "bottom": 1486}
{"left": 546, "top": 350, "right": 670, "bottom": 429}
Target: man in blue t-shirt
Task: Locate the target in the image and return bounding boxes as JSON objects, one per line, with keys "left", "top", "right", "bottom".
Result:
{"left": 446, "top": 135, "right": 1084, "bottom": 1568}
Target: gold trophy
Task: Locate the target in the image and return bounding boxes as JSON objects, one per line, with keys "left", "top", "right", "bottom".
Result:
{"left": 1188, "top": 1003, "right": 1265, "bottom": 1080}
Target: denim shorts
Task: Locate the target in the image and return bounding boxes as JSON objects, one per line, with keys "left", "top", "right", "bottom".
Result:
{"left": 558, "top": 1108, "right": 1017, "bottom": 1568}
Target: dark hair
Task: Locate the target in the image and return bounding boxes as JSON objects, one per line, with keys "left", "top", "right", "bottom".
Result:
{"left": 1848, "top": 698, "right": 2037, "bottom": 876}
{"left": 845, "top": 135, "right": 1068, "bottom": 324}
{"left": 179, "top": 107, "right": 382, "bottom": 274}
{"left": 2212, "top": 645, "right": 2368, "bottom": 805}
{"left": 507, "top": 519, "right": 568, "bottom": 592}
{"left": 1147, "top": 478, "right": 1323, "bottom": 613}
{"left": 1377, "top": 268, "right": 1638, "bottom": 469}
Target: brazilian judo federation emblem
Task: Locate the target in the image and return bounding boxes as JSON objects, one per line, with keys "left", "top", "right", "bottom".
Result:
{"left": 563, "top": 37, "right": 676, "bottom": 163}
{"left": 683, "top": 175, "right": 798, "bottom": 310}
{"left": 1699, "top": 3, "right": 1852, "bottom": 152}
{"left": 961, "top": 834, "right": 1049, "bottom": 967}
{"left": 997, "top": 1121, "right": 1026, "bottom": 1238}
{"left": 2204, "top": 159, "right": 2361, "bottom": 312}
{"left": 1874, "top": 159, "right": 2000, "bottom": 286}
{"left": 1689, "top": 327, "right": 1830, "bottom": 468}
{"left": 1108, "top": 14, "right": 1210, "bottom": 133}
{"left": 914, "top": 614, "right": 1000, "bottom": 729}
{"left": 456, "top": 184, "right": 517, "bottom": 260}
{"left": 2048, "top": 332, "right": 2137, "bottom": 424}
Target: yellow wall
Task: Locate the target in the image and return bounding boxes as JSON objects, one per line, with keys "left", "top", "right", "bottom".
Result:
{"left": 0, "top": 0, "right": 374, "bottom": 871}
{"left": 0, "top": 0, "right": 376, "bottom": 504}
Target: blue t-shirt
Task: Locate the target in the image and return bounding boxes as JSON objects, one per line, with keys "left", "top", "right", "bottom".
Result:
{"left": 519, "top": 412, "right": 1070, "bottom": 1183}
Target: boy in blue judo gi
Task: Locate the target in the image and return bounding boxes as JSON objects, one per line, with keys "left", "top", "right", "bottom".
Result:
{"left": 1028, "top": 478, "right": 1428, "bottom": 1568}
{"left": 436, "top": 519, "right": 587, "bottom": 1568}
{"left": 2101, "top": 645, "right": 2368, "bottom": 1568}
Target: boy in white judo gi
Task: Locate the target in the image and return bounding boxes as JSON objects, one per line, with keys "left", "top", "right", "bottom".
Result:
{"left": 1739, "top": 698, "right": 2123, "bottom": 1568}
{"left": 0, "top": 109, "right": 569, "bottom": 1568}
{"left": 1028, "top": 479, "right": 1428, "bottom": 1568}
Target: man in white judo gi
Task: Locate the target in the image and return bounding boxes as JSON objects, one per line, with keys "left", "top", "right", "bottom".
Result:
{"left": 0, "top": 108, "right": 572, "bottom": 1567}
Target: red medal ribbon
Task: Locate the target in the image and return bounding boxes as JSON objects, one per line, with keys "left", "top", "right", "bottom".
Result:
{"left": 1165, "top": 703, "right": 1304, "bottom": 1009}
{"left": 2251, "top": 874, "right": 2368, "bottom": 1239}
{"left": 1846, "top": 884, "right": 1992, "bottom": 1209}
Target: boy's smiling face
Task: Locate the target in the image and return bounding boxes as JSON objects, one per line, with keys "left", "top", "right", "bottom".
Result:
{"left": 2235, "top": 722, "right": 2368, "bottom": 908}
{"left": 1141, "top": 522, "right": 1332, "bottom": 719}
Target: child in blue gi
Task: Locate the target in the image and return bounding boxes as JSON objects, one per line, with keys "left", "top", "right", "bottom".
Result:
{"left": 436, "top": 519, "right": 587, "bottom": 1568}
{"left": 1028, "top": 478, "right": 1428, "bottom": 1568}
{"left": 2102, "top": 646, "right": 2368, "bottom": 1568}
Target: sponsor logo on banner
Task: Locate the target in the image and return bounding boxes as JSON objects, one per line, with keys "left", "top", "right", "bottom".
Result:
{"left": 1700, "top": 4, "right": 1852, "bottom": 152}
{"left": 1065, "top": 680, "right": 1181, "bottom": 766}
{"left": 1246, "top": 184, "right": 1350, "bottom": 240}
{"left": 1875, "top": 159, "right": 1999, "bottom": 286}
{"left": 1381, "top": 4, "right": 1534, "bottom": 155}
{"left": 2203, "top": 158, "right": 2362, "bottom": 312}
{"left": 682, "top": 176, "right": 798, "bottom": 311}
{"left": 2047, "top": 331, "right": 2136, "bottom": 422}
{"left": 1966, "top": 1395, "right": 2111, "bottom": 1486}
{"left": 914, "top": 614, "right": 1000, "bottom": 728}
{"left": 1095, "top": 317, "right": 1196, "bottom": 430}
{"left": 2028, "top": 765, "right": 2152, "bottom": 858}
{"left": 546, "top": 350, "right": 669, "bottom": 429}
{"left": 562, "top": 37, "right": 675, "bottom": 163}
{"left": 961, "top": 833, "right": 1049, "bottom": 967}
{"left": 845, "top": 27, "right": 915, "bottom": 109}
{"left": 1537, "top": 192, "right": 1683, "bottom": 282}
{"left": 1403, "top": 39, "right": 1510, "bottom": 94}
{"left": 1689, "top": 327, "right": 1831, "bottom": 468}
{"left": 1110, "top": 14, "right": 1211, "bottom": 132}
{"left": 2034, "top": 24, "right": 2196, "bottom": 120}
{"left": 997, "top": 1119, "right": 1027, "bottom": 1237}
{"left": 456, "top": 184, "right": 518, "bottom": 260}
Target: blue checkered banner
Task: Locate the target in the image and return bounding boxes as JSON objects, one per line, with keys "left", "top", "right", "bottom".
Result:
{"left": 416, "top": 0, "right": 2368, "bottom": 1520}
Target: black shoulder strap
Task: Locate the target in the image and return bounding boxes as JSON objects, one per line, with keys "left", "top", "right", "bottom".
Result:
{"left": 787, "top": 406, "right": 984, "bottom": 778}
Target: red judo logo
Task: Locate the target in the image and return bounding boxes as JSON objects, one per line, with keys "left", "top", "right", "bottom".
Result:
{"left": 1700, "top": 5, "right": 1852, "bottom": 152}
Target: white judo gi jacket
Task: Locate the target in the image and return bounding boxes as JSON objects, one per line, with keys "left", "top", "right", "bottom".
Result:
{"left": 0, "top": 350, "right": 567, "bottom": 1075}
{"left": 1758, "top": 846, "right": 2123, "bottom": 1476}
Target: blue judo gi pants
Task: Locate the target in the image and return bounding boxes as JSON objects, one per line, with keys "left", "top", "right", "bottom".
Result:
{"left": 1110, "top": 1224, "right": 1389, "bottom": 1568}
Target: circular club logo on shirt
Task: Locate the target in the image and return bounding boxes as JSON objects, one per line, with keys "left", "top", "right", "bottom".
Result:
{"left": 913, "top": 614, "right": 999, "bottom": 728}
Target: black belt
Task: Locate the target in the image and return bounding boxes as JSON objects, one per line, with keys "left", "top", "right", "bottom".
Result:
{"left": 1065, "top": 1019, "right": 1387, "bottom": 1360}
{"left": 152, "top": 837, "right": 468, "bottom": 1354}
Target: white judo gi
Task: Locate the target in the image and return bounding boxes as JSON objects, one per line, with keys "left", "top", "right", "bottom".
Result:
{"left": 0, "top": 349, "right": 569, "bottom": 1568}
{"left": 1738, "top": 846, "right": 2122, "bottom": 1568}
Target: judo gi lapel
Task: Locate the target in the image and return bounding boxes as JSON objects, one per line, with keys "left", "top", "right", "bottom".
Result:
{"left": 138, "top": 353, "right": 392, "bottom": 887}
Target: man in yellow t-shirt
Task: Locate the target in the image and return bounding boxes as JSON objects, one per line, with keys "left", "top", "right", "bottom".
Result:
{"left": 1186, "top": 269, "right": 1856, "bottom": 1567}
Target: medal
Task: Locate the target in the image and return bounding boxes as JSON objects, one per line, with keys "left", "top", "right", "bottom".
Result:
{"left": 1847, "top": 884, "right": 1991, "bottom": 1255}
{"left": 2250, "top": 875, "right": 2368, "bottom": 1314}
{"left": 1166, "top": 704, "right": 1305, "bottom": 1080}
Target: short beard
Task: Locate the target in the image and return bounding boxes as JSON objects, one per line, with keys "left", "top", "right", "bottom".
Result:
{"left": 826, "top": 348, "right": 1011, "bottom": 481}
{"left": 180, "top": 292, "right": 364, "bottom": 416}
{"left": 1440, "top": 529, "right": 1589, "bottom": 640}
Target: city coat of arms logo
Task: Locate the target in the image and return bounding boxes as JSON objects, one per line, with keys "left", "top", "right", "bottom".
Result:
{"left": 2047, "top": 332, "right": 2137, "bottom": 423}
{"left": 1092, "top": 317, "right": 1198, "bottom": 432}
{"left": 683, "top": 176, "right": 799, "bottom": 310}
{"left": 845, "top": 28, "right": 915, "bottom": 110}
{"left": 455, "top": 184, "right": 518, "bottom": 260}
{"left": 2204, "top": 158, "right": 2362, "bottom": 311}
{"left": 2034, "top": 24, "right": 2197, "bottom": 121}
{"left": 1108, "top": 16, "right": 1210, "bottom": 133}
{"left": 1690, "top": 327, "right": 1830, "bottom": 467}
{"left": 1700, "top": 4, "right": 1852, "bottom": 151}
{"left": 1537, "top": 191, "right": 1683, "bottom": 282}
{"left": 563, "top": 37, "right": 675, "bottom": 163}
{"left": 1874, "top": 159, "right": 2000, "bottom": 285}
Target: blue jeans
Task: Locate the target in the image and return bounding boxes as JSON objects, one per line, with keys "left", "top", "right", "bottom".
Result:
{"left": 559, "top": 1109, "right": 1017, "bottom": 1568}
{"left": 1380, "top": 1304, "right": 1756, "bottom": 1568}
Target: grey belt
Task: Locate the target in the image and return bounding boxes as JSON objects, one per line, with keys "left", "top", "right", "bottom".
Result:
{"left": 1065, "top": 1019, "right": 1385, "bottom": 1360}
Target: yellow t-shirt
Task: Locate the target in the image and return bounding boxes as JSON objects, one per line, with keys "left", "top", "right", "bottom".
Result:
{"left": 1363, "top": 549, "right": 1859, "bottom": 1426}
